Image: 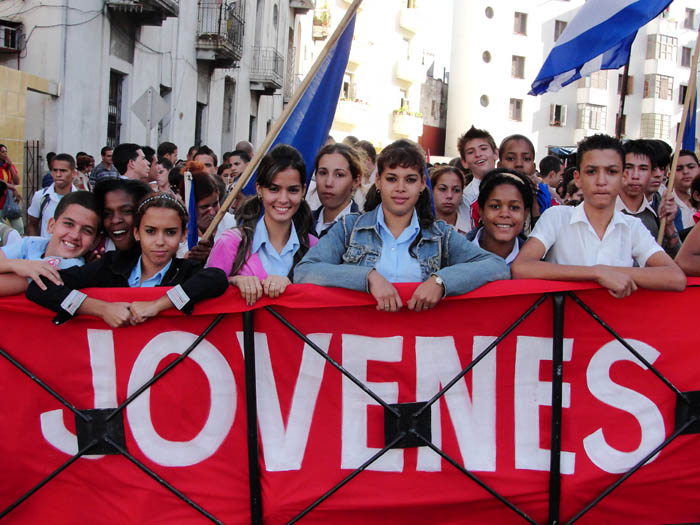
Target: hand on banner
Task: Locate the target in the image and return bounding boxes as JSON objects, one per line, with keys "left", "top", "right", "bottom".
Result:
{"left": 99, "top": 301, "right": 133, "bottom": 328}
{"left": 594, "top": 265, "right": 637, "bottom": 298}
{"left": 368, "top": 269, "right": 402, "bottom": 312}
{"left": 129, "top": 298, "right": 169, "bottom": 325}
{"left": 262, "top": 275, "right": 290, "bottom": 299}
{"left": 407, "top": 277, "right": 444, "bottom": 312}
{"left": 230, "top": 275, "right": 264, "bottom": 306}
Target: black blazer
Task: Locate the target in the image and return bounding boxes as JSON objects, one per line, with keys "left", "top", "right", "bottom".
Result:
{"left": 26, "top": 250, "right": 228, "bottom": 324}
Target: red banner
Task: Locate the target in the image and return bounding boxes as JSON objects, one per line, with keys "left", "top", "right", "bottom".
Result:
{"left": 2, "top": 280, "right": 700, "bottom": 524}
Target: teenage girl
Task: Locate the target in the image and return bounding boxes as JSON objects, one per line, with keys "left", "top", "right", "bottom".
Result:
{"left": 466, "top": 169, "right": 532, "bottom": 265}
{"left": 430, "top": 165, "right": 470, "bottom": 235}
{"left": 207, "top": 144, "right": 318, "bottom": 305}
{"left": 27, "top": 192, "right": 228, "bottom": 326}
{"left": 312, "top": 143, "right": 362, "bottom": 236}
{"left": 294, "top": 139, "right": 510, "bottom": 312}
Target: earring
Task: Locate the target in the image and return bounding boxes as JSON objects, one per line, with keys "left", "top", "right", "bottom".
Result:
{"left": 376, "top": 187, "right": 380, "bottom": 194}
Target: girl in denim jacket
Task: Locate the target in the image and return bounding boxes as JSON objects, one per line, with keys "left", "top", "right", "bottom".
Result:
{"left": 294, "top": 139, "right": 509, "bottom": 312}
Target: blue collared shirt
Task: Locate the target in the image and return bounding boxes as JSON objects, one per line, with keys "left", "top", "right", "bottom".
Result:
{"left": 127, "top": 256, "right": 172, "bottom": 287}
{"left": 1, "top": 236, "right": 84, "bottom": 270}
{"left": 374, "top": 206, "right": 422, "bottom": 282}
{"left": 251, "top": 216, "right": 300, "bottom": 277}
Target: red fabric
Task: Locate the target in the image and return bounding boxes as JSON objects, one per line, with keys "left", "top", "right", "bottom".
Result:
{"left": 1, "top": 281, "right": 700, "bottom": 523}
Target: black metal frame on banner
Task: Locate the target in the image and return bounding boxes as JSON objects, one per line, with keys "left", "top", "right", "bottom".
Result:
{"left": 0, "top": 314, "right": 227, "bottom": 524}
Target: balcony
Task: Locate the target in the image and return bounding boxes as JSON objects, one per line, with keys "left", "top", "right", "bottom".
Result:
{"left": 334, "top": 99, "right": 369, "bottom": 127}
{"left": 347, "top": 40, "right": 370, "bottom": 70}
{"left": 395, "top": 58, "right": 425, "bottom": 84}
{"left": 399, "top": 7, "right": 420, "bottom": 34}
{"left": 106, "top": 0, "right": 178, "bottom": 26}
{"left": 196, "top": 1, "right": 245, "bottom": 68}
{"left": 290, "top": 0, "right": 314, "bottom": 15}
{"left": 250, "top": 47, "right": 284, "bottom": 95}
{"left": 392, "top": 112, "right": 423, "bottom": 138}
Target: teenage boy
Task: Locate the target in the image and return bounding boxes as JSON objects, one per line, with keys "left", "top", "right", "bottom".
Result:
{"left": 616, "top": 140, "right": 679, "bottom": 256}
{"left": 672, "top": 150, "right": 699, "bottom": 231}
{"left": 511, "top": 134, "right": 686, "bottom": 297}
{"left": 458, "top": 126, "right": 498, "bottom": 208}
{"left": 194, "top": 146, "right": 218, "bottom": 176}
{"left": 228, "top": 149, "right": 251, "bottom": 182}
{"left": 539, "top": 155, "right": 564, "bottom": 204}
{"left": 90, "top": 146, "right": 119, "bottom": 186}
{"left": 157, "top": 141, "right": 178, "bottom": 165}
{"left": 112, "top": 143, "right": 150, "bottom": 182}
{"left": 28, "top": 153, "right": 77, "bottom": 237}
{"left": 0, "top": 191, "right": 100, "bottom": 296}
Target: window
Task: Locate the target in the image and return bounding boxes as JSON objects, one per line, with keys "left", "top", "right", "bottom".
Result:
{"left": 106, "top": 70, "right": 125, "bottom": 148}
{"left": 679, "top": 84, "right": 688, "bottom": 105}
{"left": 549, "top": 104, "right": 567, "bottom": 127}
{"left": 399, "top": 88, "right": 408, "bottom": 110}
{"left": 554, "top": 20, "right": 567, "bottom": 41}
{"left": 511, "top": 55, "right": 525, "bottom": 79}
{"left": 643, "top": 74, "right": 673, "bottom": 100}
{"left": 641, "top": 113, "right": 671, "bottom": 139}
{"left": 576, "top": 103, "right": 607, "bottom": 130}
{"left": 646, "top": 34, "right": 677, "bottom": 61}
{"left": 685, "top": 8, "right": 695, "bottom": 30}
{"left": 681, "top": 47, "right": 692, "bottom": 67}
{"left": 617, "top": 74, "right": 634, "bottom": 95}
{"left": 509, "top": 98, "right": 523, "bottom": 121}
{"left": 194, "top": 102, "right": 207, "bottom": 147}
{"left": 514, "top": 12, "right": 527, "bottom": 35}
{"left": 342, "top": 73, "right": 357, "bottom": 100}
{"left": 577, "top": 71, "right": 607, "bottom": 89}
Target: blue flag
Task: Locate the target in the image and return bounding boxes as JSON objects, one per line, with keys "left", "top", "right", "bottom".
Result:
{"left": 187, "top": 180, "right": 198, "bottom": 250}
{"left": 530, "top": 0, "right": 672, "bottom": 95}
{"left": 243, "top": 15, "right": 356, "bottom": 194}
{"left": 683, "top": 91, "right": 697, "bottom": 151}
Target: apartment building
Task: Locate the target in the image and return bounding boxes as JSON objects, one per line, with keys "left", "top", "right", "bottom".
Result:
{"left": 445, "top": 0, "right": 699, "bottom": 160}
{"left": 0, "top": 0, "right": 313, "bottom": 170}
{"left": 297, "top": 0, "right": 451, "bottom": 152}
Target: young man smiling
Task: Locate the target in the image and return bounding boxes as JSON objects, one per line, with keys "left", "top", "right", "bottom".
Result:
{"left": 27, "top": 153, "right": 77, "bottom": 237}
{"left": 512, "top": 134, "right": 686, "bottom": 298}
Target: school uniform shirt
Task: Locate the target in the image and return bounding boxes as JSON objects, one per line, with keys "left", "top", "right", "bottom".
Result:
{"left": 462, "top": 176, "right": 481, "bottom": 209}
{"left": 1, "top": 236, "right": 84, "bottom": 270}
{"left": 27, "top": 183, "right": 78, "bottom": 237}
{"left": 374, "top": 206, "right": 422, "bottom": 282}
{"left": 529, "top": 203, "right": 662, "bottom": 267}
{"left": 313, "top": 201, "right": 358, "bottom": 237}
{"left": 127, "top": 257, "right": 173, "bottom": 287}
{"left": 251, "top": 216, "right": 300, "bottom": 276}
{"left": 672, "top": 191, "right": 697, "bottom": 230}
{"left": 468, "top": 227, "right": 520, "bottom": 265}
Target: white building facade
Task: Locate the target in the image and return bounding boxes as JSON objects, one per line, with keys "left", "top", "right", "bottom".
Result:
{"left": 446, "top": 0, "right": 699, "bottom": 160}
{"left": 0, "top": 0, "right": 314, "bottom": 162}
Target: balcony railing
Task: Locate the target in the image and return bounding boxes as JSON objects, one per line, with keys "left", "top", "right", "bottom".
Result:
{"left": 250, "top": 47, "right": 284, "bottom": 94}
{"left": 106, "top": 0, "right": 178, "bottom": 26}
{"left": 196, "top": 1, "right": 245, "bottom": 68}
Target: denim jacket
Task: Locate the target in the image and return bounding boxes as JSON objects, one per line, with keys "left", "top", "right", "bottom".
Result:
{"left": 294, "top": 207, "right": 510, "bottom": 296}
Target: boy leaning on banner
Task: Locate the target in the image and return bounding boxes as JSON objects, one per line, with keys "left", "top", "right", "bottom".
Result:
{"left": 0, "top": 191, "right": 100, "bottom": 296}
{"left": 511, "top": 134, "right": 686, "bottom": 298}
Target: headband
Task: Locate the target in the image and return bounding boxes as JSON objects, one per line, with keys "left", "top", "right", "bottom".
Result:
{"left": 495, "top": 172, "right": 526, "bottom": 185}
{"left": 137, "top": 193, "right": 187, "bottom": 215}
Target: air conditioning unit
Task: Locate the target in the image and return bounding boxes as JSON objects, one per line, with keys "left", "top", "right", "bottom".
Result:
{"left": 0, "top": 25, "right": 19, "bottom": 51}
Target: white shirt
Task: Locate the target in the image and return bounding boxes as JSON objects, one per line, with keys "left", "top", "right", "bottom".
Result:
{"left": 177, "top": 212, "right": 237, "bottom": 258}
{"left": 315, "top": 201, "right": 354, "bottom": 235}
{"left": 530, "top": 203, "right": 662, "bottom": 267}
{"left": 27, "top": 184, "right": 77, "bottom": 237}
{"left": 614, "top": 194, "right": 656, "bottom": 216}
{"left": 462, "top": 176, "right": 481, "bottom": 208}
{"left": 673, "top": 191, "right": 697, "bottom": 230}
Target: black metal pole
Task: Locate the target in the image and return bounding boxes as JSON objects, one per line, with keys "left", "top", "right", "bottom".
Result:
{"left": 615, "top": 58, "right": 630, "bottom": 138}
{"left": 243, "top": 310, "right": 263, "bottom": 525}
{"left": 548, "top": 293, "right": 565, "bottom": 525}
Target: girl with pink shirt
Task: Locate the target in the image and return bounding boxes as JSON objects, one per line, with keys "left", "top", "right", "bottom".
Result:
{"left": 207, "top": 145, "right": 318, "bottom": 305}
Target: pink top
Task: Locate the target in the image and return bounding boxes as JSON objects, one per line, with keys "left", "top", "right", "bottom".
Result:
{"left": 207, "top": 228, "right": 318, "bottom": 279}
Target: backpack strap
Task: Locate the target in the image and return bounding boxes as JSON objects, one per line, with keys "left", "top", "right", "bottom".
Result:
{"left": 38, "top": 190, "right": 51, "bottom": 222}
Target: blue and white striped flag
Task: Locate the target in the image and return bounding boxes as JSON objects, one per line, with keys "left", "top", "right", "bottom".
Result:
{"left": 530, "top": 0, "right": 672, "bottom": 95}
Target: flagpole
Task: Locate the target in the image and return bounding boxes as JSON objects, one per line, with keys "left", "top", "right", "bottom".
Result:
{"left": 201, "top": 0, "right": 363, "bottom": 241}
{"left": 657, "top": 27, "right": 700, "bottom": 243}
{"left": 615, "top": 58, "right": 630, "bottom": 139}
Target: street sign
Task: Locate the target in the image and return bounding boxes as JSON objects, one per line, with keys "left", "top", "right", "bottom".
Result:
{"left": 131, "top": 87, "right": 169, "bottom": 145}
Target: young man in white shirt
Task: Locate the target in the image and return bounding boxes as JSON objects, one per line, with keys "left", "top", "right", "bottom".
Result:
{"left": 511, "top": 134, "right": 686, "bottom": 298}
{"left": 27, "top": 153, "right": 77, "bottom": 237}
{"left": 458, "top": 126, "right": 498, "bottom": 209}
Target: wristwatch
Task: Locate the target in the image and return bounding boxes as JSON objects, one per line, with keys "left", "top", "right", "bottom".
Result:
{"left": 431, "top": 273, "right": 446, "bottom": 297}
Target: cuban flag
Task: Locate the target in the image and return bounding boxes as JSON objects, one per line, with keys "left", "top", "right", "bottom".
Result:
{"left": 242, "top": 14, "right": 356, "bottom": 194}
{"left": 530, "top": 0, "right": 672, "bottom": 95}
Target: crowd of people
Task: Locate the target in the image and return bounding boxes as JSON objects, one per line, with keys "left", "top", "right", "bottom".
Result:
{"left": 1, "top": 128, "right": 699, "bottom": 325}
